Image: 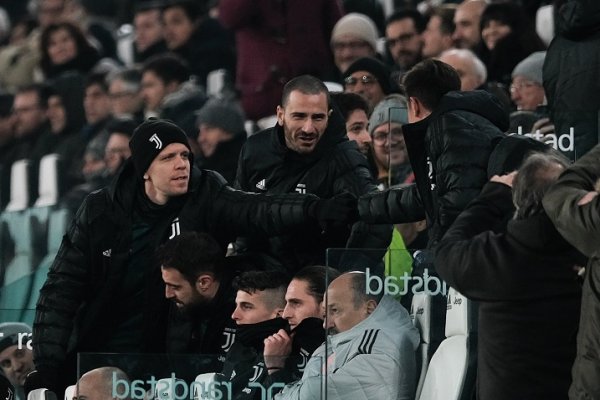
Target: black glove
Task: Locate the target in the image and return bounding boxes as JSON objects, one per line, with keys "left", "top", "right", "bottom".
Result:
{"left": 307, "top": 192, "right": 359, "bottom": 231}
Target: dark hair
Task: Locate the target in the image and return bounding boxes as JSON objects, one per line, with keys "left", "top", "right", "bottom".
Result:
{"left": 512, "top": 151, "right": 569, "bottom": 219}
{"left": 85, "top": 72, "right": 109, "bottom": 92}
{"left": 480, "top": 2, "right": 528, "bottom": 34}
{"left": 16, "top": 83, "right": 53, "bottom": 109}
{"left": 281, "top": 75, "right": 330, "bottom": 108}
{"left": 39, "top": 22, "right": 99, "bottom": 78}
{"left": 156, "top": 232, "right": 224, "bottom": 284}
{"left": 349, "top": 272, "right": 383, "bottom": 308}
{"left": 233, "top": 270, "right": 290, "bottom": 294}
{"left": 331, "top": 92, "right": 370, "bottom": 121}
{"left": 402, "top": 59, "right": 461, "bottom": 110}
{"left": 386, "top": 9, "right": 427, "bottom": 33}
{"left": 431, "top": 5, "right": 456, "bottom": 36}
{"left": 142, "top": 54, "right": 190, "bottom": 85}
{"left": 293, "top": 265, "right": 341, "bottom": 305}
{"left": 162, "top": 0, "right": 205, "bottom": 21}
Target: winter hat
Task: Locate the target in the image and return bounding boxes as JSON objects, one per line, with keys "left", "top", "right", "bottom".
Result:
{"left": 343, "top": 57, "right": 396, "bottom": 95}
{"left": 195, "top": 99, "right": 246, "bottom": 137}
{"left": 0, "top": 322, "right": 31, "bottom": 353}
{"left": 511, "top": 51, "right": 546, "bottom": 85}
{"left": 369, "top": 94, "right": 409, "bottom": 135}
{"left": 331, "top": 13, "right": 378, "bottom": 52}
{"left": 129, "top": 118, "right": 192, "bottom": 177}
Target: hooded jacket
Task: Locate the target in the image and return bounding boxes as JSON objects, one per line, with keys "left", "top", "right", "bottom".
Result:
{"left": 543, "top": 143, "right": 600, "bottom": 399}
{"left": 359, "top": 90, "right": 507, "bottom": 248}
{"left": 33, "top": 160, "right": 318, "bottom": 390}
{"left": 235, "top": 107, "right": 391, "bottom": 271}
{"left": 275, "top": 295, "right": 419, "bottom": 400}
{"left": 543, "top": 0, "right": 600, "bottom": 161}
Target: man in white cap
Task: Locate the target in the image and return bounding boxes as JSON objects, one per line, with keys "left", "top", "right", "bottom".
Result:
{"left": 330, "top": 13, "right": 379, "bottom": 75}
{"left": 510, "top": 51, "right": 546, "bottom": 111}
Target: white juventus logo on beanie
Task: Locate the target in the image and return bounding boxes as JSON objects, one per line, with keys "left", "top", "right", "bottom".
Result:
{"left": 149, "top": 133, "right": 163, "bottom": 149}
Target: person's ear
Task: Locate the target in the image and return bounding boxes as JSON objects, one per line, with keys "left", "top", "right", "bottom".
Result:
{"left": 365, "top": 299, "right": 377, "bottom": 315}
{"left": 195, "top": 274, "right": 214, "bottom": 292}
{"left": 275, "top": 307, "right": 284, "bottom": 318}
{"left": 276, "top": 105, "right": 284, "bottom": 126}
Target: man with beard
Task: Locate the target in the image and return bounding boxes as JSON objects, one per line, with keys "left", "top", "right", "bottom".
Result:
{"left": 235, "top": 75, "right": 391, "bottom": 272}
{"left": 331, "top": 92, "right": 371, "bottom": 156}
{"left": 221, "top": 270, "right": 289, "bottom": 400}
{"left": 385, "top": 10, "right": 426, "bottom": 81}
{"left": 158, "top": 232, "right": 237, "bottom": 367}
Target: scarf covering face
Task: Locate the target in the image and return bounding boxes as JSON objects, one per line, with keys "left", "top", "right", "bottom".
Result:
{"left": 236, "top": 317, "right": 289, "bottom": 350}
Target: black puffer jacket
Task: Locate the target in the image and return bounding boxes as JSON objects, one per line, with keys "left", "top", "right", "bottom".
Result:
{"left": 543, "top": 0, "right": 600, "bottom": 161}
{"left": 359, "top": 90, "right": 508, "bottom": 247}
{"left": 235, "top": 108, "right": 391, "bottom": 270}
{"left": 33, "top": 160, "right": 315, "bottom": 388}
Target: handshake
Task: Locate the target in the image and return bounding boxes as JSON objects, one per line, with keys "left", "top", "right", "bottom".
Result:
{"left": 305, "top": 192, "right": 360, "bottom": 231}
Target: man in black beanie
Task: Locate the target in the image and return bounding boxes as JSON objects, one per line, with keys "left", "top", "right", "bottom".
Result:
{"left": 28, "top": 118, "right": 358, "bottom": 394}
{"left": 343, "top": 57, "right": 398, "bottom": 109}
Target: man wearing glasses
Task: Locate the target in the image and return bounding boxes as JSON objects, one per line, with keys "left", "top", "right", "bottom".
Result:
{"left": 385, "top": 10, "right": 426, "bottom": 79}
{"left": 342, "top": 57, "right": 396, "bottom": 110}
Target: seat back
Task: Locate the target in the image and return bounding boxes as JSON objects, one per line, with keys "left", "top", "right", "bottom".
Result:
{"left": 64, "top": 385, "right": 76, "bottom": 400}
{"left": 411, "top": 292, "right": 432, "bottom": 400}
{"left": 35, "top": 154, "right": 61, "bottom": 207}
{"left": 418, "top": 288, "right": 477, "bottom": 400}
{"left": 27, "top": 389, "right": 57, "bottom": 400}
{"left": 6, "top": 159, "right": 30, "bottom": 211}
{"left": 206, "top": 69, "right": 227, "bottom": 98}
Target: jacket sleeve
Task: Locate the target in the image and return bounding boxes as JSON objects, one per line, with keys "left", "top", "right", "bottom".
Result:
{"left": 358, "top": 184, "right": 426, "bottom": 224}
{"left": 33, "top": 194, "right": 96, "bottom": 374}
{"left": 434, "top": 182, "right": 528, "bottom": 300}
{"left": 543, "top": 143, "right": 600, "bottom": 257}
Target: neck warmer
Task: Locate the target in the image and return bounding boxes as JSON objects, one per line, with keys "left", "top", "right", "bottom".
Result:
{"left": 236, "top": 317, "right": 289, "bottom": 350}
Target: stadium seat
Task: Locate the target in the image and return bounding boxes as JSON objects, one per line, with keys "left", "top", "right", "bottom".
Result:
{"left": 34, "top": 154, "right": 61, "bottom": 208}
{"left": 64, "top": 385, "right": 76, "bottom": 400}
{"left": 0, "top": 210, "right": 33, "bottom": 285}
{"left": 410, "top": 292, "right": 432, "bottom": 400}
{"left": 27, "top": 388, "right": 57, "bottom": 400}
{"left": 6, "top": 159, "right": 30, "bottom": 212}
{"left": 418, "top": 288, "right": 478, "bottom": 400}
{"left": 206, "top": 69, "right": 227, "bottom": 98}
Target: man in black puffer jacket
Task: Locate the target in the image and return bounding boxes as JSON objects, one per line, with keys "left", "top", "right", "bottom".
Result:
{"left": 235, "top": 75, "right": 392, "bottom": 272}
{"left": 358, "top": 59, "right": 507, "bottom": 249}
{"left": 27, "top": 119, "right": 357, "bottom": 394}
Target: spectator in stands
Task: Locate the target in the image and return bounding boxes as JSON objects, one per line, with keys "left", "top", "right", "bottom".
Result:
{"left": 367, "top": 94, "right": 412, "bottom": 188}
{"left": 452, "top": 0, "right": 486, "bottom": 51}
{"left": 437, "top": 151, "right": 584, "bottom": 399}
{"left": 219, "top": 0, "right": 342, "bottom": 121}
{"left": 194, "top": 98, "right": 246, "bottom": 184}
{"left": 263, "top": 266, "right": 340, "bottom": 389}
{"left": 385, "top": 10, "right": 426, "bottom": 79}
{"left": 0, "top": 322, "right": 34, "bottom": 399}
{"left": 479, "top": 2, "right": 546, "bottom": 87}
{"left": 157, "top": 232, "right": 237, "bottom": 367}
{"left": 29, "top": 118, "right": 357, "bottom": 393}
{"left": 276, "top": 272, "right": 419, "bottom": 399}
{"left": 543, "top": 146, "right": 600, "bottom": 398}
{"left": 132, "top": 1, "right": 167, "bottom": 64}
{"left": 162, "top": 0, "right": 235, "bottom": 86}
{"left": 76, "top": 367, "right": 131, "bottom": 400}
{"left": 438, "top": 48, "right": 486, "bottom": 91}
{"left": 234, "top": 75, "right": 391, "bottom": 272}
{"left": 103, "top": 118, "right": 136, "bottom": 176}
{"left": 422, "top": 5, "right": 456, "bottom": 59}
{"left": 141, "top": 54, "right": 206, "bottom": 138}
{"left": 330, "top": 13, "right": 378, "bottom": 79}
{"left": 39, "top": 21, "right": 101, "bottom": 81}
{"left": 0, "top": 94, "right": 15, "bottom": 208}
{"left": 510, "top": 52, "right": 547, "bottom": 112}
{"left": 331, "top": 92, "right": 371, "bottom": 155}
{"left": 107, "top": 69, "right": 144, "bottom": 123}
{"left": 81, "top": 72, "right": 113, "bottom": 145}
{"left": 342, "top": 57, "right": 396, "bottom": 110}
{"left": 543, "top": 0, "right": 600, "bottom": 161}
{"left": 61, "top": 0, "right": 117, "bottom": 59}
{"left": 221, "top": 270, "right": 288, "bottom": 399}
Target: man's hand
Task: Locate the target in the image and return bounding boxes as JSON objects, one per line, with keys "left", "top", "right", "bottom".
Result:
{"left": 490, "top": 171, "right": 517, "bottom": 188}
{"left": 264, "top": 329, "right": 293, "bottom": 374}
{"left": 531, "top": 117, "right": 555, "bottom": 141}
{"left": 307, "top": 192, "right": 359, "bottom": 230}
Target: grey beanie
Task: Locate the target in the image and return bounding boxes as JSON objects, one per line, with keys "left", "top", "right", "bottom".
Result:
{"left": 0, "top": 322, "right": 31, "bottom": 353}
{"left": 369, "top": 94, "right": 409, "bottom": 135}
{"left": 331, "top": 13, "right": 378, "bottom": 51}
{"left": 512, "top": 51, "right": 546, "bottom": 84}
{"left": 195, "top": 99, "right": 246, "bottom": 136}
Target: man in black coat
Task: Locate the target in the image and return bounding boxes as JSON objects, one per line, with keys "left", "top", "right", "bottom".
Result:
{"left": 435, "top": 151, "right": 585, "bottom": 399}
{"left": 27, "top": 119, "right": 356, "bottom": 393}
{"left": 235, "top": 75, "right": 391, "bottom": 272}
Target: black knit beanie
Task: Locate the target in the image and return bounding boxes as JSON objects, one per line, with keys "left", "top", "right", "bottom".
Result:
{"left": 129, "top": 118, "right": 192, "bottom": 177}
{"left": 343, "top": 57, "right": 395, "bottom": 95}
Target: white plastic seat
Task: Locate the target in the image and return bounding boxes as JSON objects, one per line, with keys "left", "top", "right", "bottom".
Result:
{"left": 418, "top": 288, "right": 477, "bottom": 400}
{"left": 64, "top": 385, "right": 76, "bottom": 400}
{"left": 6, "top": 159, "right": 30, "bottom": 211}
{"left": 323, "top": 81, "right": 343, "bottom": 93}
{"left": 410, "top": 292, "right": 432, "bottom": 400}
{"left": 206, "top": 69, "right": 227, "bottom": 98}
{"left": 34, "top": 153, "right": 60, "bottom": 207}
{"left": 28, "top": 388, "right": 57, "bottom": 400}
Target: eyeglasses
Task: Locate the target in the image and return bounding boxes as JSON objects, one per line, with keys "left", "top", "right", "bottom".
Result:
{"left": 372, "top": 127, "right": 404, "bottom": 144}
{"left": 510, "top": 81, "right": 540, "bottom": 92}
{"left": 332, "top": 41, "right": 370, "bottom": 51}
{"left": 386, "top": 32, "right": 416, "bottom": 48}
{"left": 344, "top": 75, "right": 377, "bottom": 87}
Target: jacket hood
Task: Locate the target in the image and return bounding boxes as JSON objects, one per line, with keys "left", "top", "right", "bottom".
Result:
{"left": 558, "top": 0, "right": 600, "bottom": 40}
{"left": 434, "top": 90, "right": 509, "bottom": 132}
{"left": 272, "top": 102, "right": 349, "bottom": 161}
{"left": 330, "top": 295, "right": 419, "bottom": 349}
